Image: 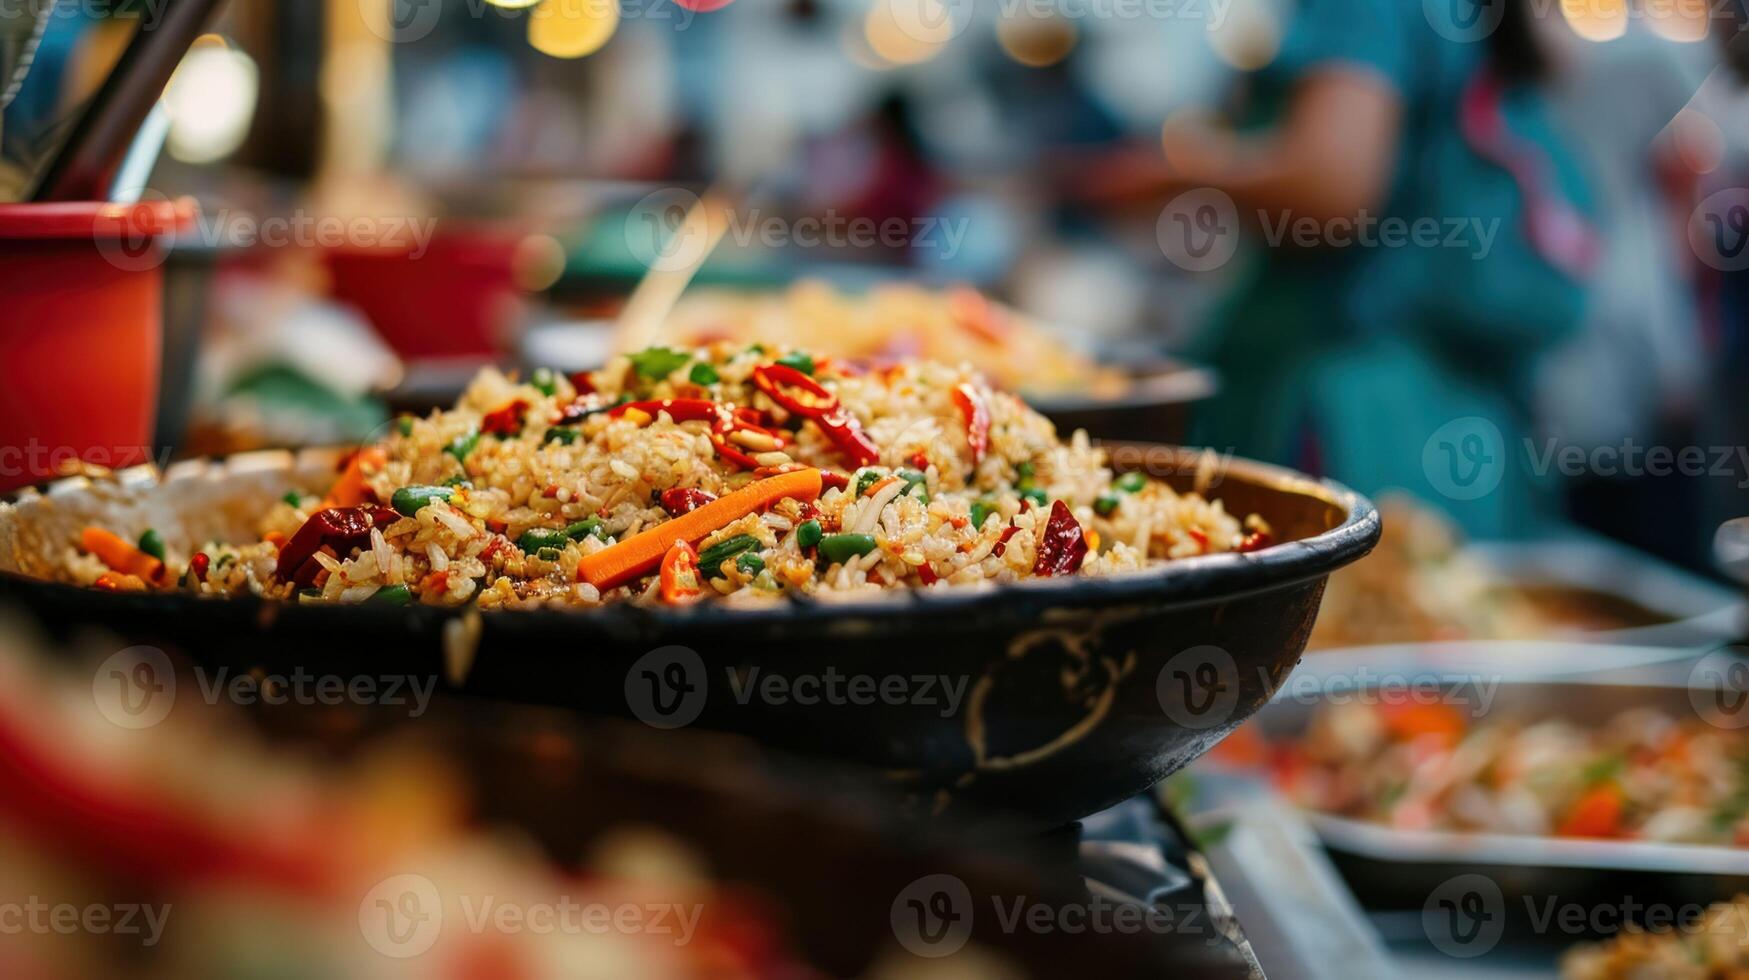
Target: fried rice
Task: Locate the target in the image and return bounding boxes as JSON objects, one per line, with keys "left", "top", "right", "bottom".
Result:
{"left": 66, "top": 346, "right": 1271, "bottom": 609}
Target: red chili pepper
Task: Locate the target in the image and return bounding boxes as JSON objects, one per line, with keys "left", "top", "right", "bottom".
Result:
{"left": 751, "top": 364, "right": 839, "bottom": 417}
{"left": 1239, "top": 530, "right": 1274, "bottom": 553}
{"left": 819, "top": 472, "right": 850, "bottom": 492}
{"left": 276, "top": 506, "right": 398, "bottom": 590}
{"left": 910, "top": 452, "right": 930, "bottom": 472}
{"left": 482, "top": 400, "right": 529, "bottom": 437}
{"left": 660, "top": 487, "right": 718, "bottom": 516}
{"left": 1032, "top": 500, "right": 1089, "bottom": 577}
{"left": 1188, "top": 528, "right": 1209, "bottom": 554}
{"left": 918, "top": 564, "right": 939, "bottom": 585}
{"left": 479, "top": 537, "right": 507, "bottom": 563}
{"left": 710, "top": 434, "right": 762, "bottom": 471}
{"left": 189, "top": 553, "right": 210, "bottom": 583}
{"left": 992, "top": 524, "right": 1021, "bottom": 558}
{"left": 751, "top": 364, "right": 881, "bottom": 467}
{"left": 659, "top": 540, "right": 704, "bottom": 605}
{"left": 951, "top": 383, "right": 990, "bottom": 466}
{"left": 611, "top": 398, "right": 720, "bottom": 424}
{"left": 815, "top": 411, "right": 881, "bottom": 468}
{"left": 569, "top": 371, "right": 596, "bottom": 394}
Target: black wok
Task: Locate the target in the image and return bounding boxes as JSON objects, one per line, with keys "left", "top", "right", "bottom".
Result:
{"left": 0, "top": 444, "right": 1378, "bottom": 828}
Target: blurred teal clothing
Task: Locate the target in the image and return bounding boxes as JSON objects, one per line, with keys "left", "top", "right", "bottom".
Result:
{"left": 1189, "top": 0, "right": 1594, "bottom": 538}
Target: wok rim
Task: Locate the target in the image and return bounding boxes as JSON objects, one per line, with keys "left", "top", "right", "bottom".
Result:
{"left": 0, "top": 445, "right": 1380, "bottom": 629}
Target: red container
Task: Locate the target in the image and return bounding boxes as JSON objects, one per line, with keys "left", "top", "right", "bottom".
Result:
{"left": 322, "top": 227, "right": 528, "bottom": 360}
{"left": 0, "top": 200, "right": 195, "bottom": 492}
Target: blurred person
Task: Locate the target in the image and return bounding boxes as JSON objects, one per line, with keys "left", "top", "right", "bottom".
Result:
{"left": 1084, "top": 0, "right": 1598, "bottom": 537}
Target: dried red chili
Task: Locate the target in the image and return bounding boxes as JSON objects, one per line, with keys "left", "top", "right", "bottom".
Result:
{"left": 275, "top": 506, "right": 398, "bottom": 590}
{"left": 1239, "top": 530, "right": 1274, "bottom": 553}
{"left": 188, "top": 553, "right": 210, "bottom": 583}
{"left": 610, "top": 398, "right": 720, "bottom": 424}
{"left": 951, "top": 383, "right": 990, "bottom": 466}
{"left": 482, "top": 400, "right": 529, "bottom": 437}
{"left": 1032, "top": 500, "right": 1089, "bottom": 577}
{"left": 660, "top": 487, "right": 718, "bottom": 516}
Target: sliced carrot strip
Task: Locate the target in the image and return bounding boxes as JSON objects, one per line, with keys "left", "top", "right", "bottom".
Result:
{"left": 322, "top": 447, "right": 387, "bottom": 509}
{"left": 80, "top": 528, "right": 165, "bottom": 585}
{"left": 578, "top": 468, "right": 824, "bottom": 592}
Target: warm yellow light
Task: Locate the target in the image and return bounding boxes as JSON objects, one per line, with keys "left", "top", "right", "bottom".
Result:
{"left": 1208, "top": 3, "right": 1280, "bottom": 71}
{"left": 1645, "top": 0, "right": 1709, "bottom": 41}
{"left": 485, "top": 0, "right": 542, "bottom": 7}
{"left": 528, "top": 0, "right": 619, "bottom": 59}
{"left": 164, "top": 41, "right": 259, "bottom": 163}
{"left": 863, "top": 0, "right": 953, "bottom": 67}
{"left": 1560, "top": 0, "right": 1628, "bottom": 41}
{"left": 996, "top": 11, "right": 1077, "bottom": 68}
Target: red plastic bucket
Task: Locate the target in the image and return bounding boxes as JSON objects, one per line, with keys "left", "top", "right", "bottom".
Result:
{"left": 0, "top": 200, "right": 195, "bottom": 492}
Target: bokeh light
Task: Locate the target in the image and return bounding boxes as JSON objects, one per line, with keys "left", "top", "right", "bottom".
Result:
{"left": 1645, "top": 0, "right": 1710, "bottom": 42}
{"left": 483, "top": 0, "right": 543, "bottom": 8}
{"left": 1208, "top": 3, "right": 1281, "bottom": 71}
{"left": 528, "top": 0, "right": 620, "bottom": 59}
{"left": 164, "top": 35, "right": 260, "bottom": 164}
{"left": 996, "top": 11, "right": 1078, "bottom": 68}
{"left": 674, "top": 0, "right": 737, "bottom": 10}
{"left": 863, "top": 0, "right": 954, "bottom": 67}
{"left": 1560, "top": 0, "right": 1629, "bottom": 42}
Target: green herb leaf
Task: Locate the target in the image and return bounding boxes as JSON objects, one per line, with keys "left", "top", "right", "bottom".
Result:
{"left": 628, "top": 346, "right": 691, "bottom": 380}
{"left": 775, "top": 351, "right": 815, "bottom": 375}
{"left": 531, "top": 367, "right": 559, "bottom": 397}
{"left": 1115, "top": 471, "right": 1146, "bottom": 494}
{"left": 446, "top": 430, "right": 480, "bottom": 463}
{"left": 688, "top": 362, "right": 720, "bottom": 385}
{"left": 137, "top": 529, "right": 166, "bottom": 561}
{"left": 1094, "top": 493, "right": 1121, "bottom": 517}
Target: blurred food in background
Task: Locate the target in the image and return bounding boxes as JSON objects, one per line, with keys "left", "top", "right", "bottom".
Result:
{"left": 1274, "top": 700, "right": 1749, "bottom": 845}
{"left": 656, "top": 280, "right": 1129, "bottom": 399}
{"left": 0, "top": 628, "right": 808, "bottom": 980}
{"left": 1308, "top": 497, "right": 1676, "bottom": 649}
{"left": 1562, "top": 894, "right": 1749, "bottom": 979}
